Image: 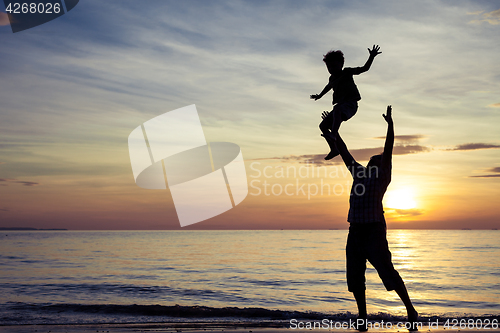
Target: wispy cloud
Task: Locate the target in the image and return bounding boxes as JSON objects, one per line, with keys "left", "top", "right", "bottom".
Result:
{"left": 0, "top": 178, "right": 40, "bottom": 186}
{"left": 279, "top": 154, "right": 343, "bottom": 166}
{"left": 488, "top": 103, "right": 500, "bottom": 108}
{"left": 394, "top": 208, "right": 424, "bottom": 216}
{"left": 470, "top": 166, "right": 500, "bottom": 178}
{"left": 469, "top": 8, "right": 500, "bottom": 25}
{"left": 373, "top": 135, "right": 428, "bottom": 144}
{"left": 394, "top": 145, "right": 432, "bottom": 155}
{"left": 15, "top": 181, "right": 39, "bottom": 186}
{"left": 265, "top": 143, "right": 432, "bottom": 166}
{"left": 447, "top": 143, "right": 500, "bottom": 151}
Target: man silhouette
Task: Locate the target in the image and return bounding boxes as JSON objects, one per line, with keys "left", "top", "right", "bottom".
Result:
{"left": 328, "top": 106, "right": 418, "bottom": 331}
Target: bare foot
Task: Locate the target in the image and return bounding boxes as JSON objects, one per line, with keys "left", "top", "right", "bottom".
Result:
{"left": 321, "top": 134, "right": 339, "bottom": 160}
{"left": 324, "top": 149, "right": 339, "bottom": 160}
{"left": 356, "top": 315, "right": 368, "bottom": 332}
{"left": 407, "top": 309, "right": 419, "bottom": 331}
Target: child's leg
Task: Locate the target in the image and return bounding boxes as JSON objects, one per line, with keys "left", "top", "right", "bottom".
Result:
{"left": 322, "top": 133, "right": 339, "bottom": 160}
{"left": 332, "top": 101, "right": 357, "bottom": 137}
{"left": 321, "top": 107, "right": 342, "bottom": 141}
{"left": 319, "top": 110, "right": 340, "bottom": 160}
{"left": 331, "top": 107, "right": 343, "bottom": 137}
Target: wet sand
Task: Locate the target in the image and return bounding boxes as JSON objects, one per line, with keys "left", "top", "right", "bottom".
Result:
{"left": 1, "top": 322, "right": 499, "bottom": 333}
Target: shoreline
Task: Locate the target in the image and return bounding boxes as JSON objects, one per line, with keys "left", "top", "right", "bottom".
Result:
{"left": 1, "top": 322, "right": 500, "bottom": 333}
{"left": 1, "top": 310, "right": 499, "bottom": 331}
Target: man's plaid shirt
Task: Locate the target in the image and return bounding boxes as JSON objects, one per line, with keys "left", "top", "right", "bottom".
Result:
{"left": 347, "top": 161, "right": 391, "bottom": 223}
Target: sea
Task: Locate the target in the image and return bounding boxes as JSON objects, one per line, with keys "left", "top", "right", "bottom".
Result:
{"left": 0, "top": 230, "right": 499, "bottom": 326}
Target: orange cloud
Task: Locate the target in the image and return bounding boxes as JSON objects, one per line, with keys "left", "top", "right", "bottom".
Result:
{"left": 470, "top": 166, "right": 500, "bottom": 178}
{"left": 0, "top": 178, "right": 40, "bottom": 186}
{"left": 447, "top": 143, "right": 500, "bottom": 151}
{"left": 268, "top": 144, "right": 432, "bottom": 166}
{"left": 481, "top": 8, "right": 500, "bottom": 24}
{"left": 488, "top": 103, "right": 500, "bottom": 108}
{"left": 373, "top": 134, "right": 428, "bottom": 144}
{"left": 394, "top": 208, "right": 424, "bottom": 216}
{"left": 469, "top": 8, "right": 500, "bottom": 25}
{"left": 259, "top": 141, "right": 500, "bottom": 167}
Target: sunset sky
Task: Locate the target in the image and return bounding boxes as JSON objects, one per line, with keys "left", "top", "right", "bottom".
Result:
{"left": 1, "top": 0, "right": 499, "bottom": 230}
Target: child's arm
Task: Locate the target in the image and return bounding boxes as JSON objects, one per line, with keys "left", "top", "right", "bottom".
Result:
{"left": 350, "top": 45, "right": 382, "bottom": 75}
{"left": 310, "top": 83, "right": 332, "bottom": 100}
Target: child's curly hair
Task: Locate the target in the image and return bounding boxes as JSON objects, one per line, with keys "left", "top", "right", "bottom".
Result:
{"left": 323, "top": 50, "right": 344, "bottom": 66}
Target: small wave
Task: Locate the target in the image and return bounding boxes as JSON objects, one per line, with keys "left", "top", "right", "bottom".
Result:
{"left": 2, "top": 302, "right": 499, "bottom": 325}
{"left": 6, "top": 303, "right": 327, "bottom": 319}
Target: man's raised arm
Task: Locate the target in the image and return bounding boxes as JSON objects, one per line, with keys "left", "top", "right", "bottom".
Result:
{"left": 335, "top": 133, "right": 358, "bottom": 173}
{"left": 382, "top": 105, "right": 394, "bottom": 167}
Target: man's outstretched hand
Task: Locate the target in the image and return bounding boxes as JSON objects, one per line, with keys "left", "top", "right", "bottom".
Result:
{"left": 368, "top": 44, "right": 382, "bottom": 57}
{"left": 382, "top": 105, "right": 393, "bottom": 124}
{"left": 310, "top": 94, "right": 320, "bottom": 100}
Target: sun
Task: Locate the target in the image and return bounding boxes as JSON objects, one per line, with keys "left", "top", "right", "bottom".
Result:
{"left": 384, "top": 188, "right": 417, "bottom": 210}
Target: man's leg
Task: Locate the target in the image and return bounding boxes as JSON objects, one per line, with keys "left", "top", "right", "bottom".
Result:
{"left": 353, "top": 290, "right": 367, "bottom": 317}
{"left": 346, "top": 227, "right": 368, "bottom": 331}
{"left": 367, "top": 224, "right": 418, "bottom": 329}
{"left": 394, "top": 285, "right": 419, "bottom": 328}
{"left": 353, "top": 290, "right": 368, "bottom": 332}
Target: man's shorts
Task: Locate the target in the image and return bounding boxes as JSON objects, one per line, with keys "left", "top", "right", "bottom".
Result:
{"left": 346, "top": 221, "right": 405, "bottom": 293}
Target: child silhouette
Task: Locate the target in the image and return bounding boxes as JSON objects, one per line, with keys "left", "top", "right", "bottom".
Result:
{"left": 311, "top": 45, "right": 381, "bottom": 160}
